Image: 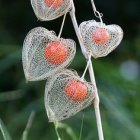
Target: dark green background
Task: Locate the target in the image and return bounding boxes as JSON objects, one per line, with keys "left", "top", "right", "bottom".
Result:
{"left": 0, "top": 0, "right": 140, "bottom": 140}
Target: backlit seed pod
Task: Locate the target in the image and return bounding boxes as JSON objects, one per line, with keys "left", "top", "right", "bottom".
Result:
{"left": 79, "top": 20, "right": 123, "bottom": 58}
{"left": 45, "top": 69, "right": 95, "bottom": 122}
{"left": 31, "top": 0, "right": 71, "bottom": 21}
{"left": 22, "top": 27, "right": 76, "bottom": 81}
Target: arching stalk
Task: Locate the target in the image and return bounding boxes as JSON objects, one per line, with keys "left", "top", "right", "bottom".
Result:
{"left": 69, "top": 1, "right": 104, "bottom": 140}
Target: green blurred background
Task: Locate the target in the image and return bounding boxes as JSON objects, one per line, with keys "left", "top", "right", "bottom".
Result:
{"left": 0, "top": 0, "right": 140, "bottom": 140}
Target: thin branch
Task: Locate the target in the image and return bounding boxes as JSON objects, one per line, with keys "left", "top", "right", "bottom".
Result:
{"left": 69, "top": 1, "right": 88, "bottom": 59}
{"left": 54, "top": 122, "right": 62, "bottom": 140}
{"left": 90, "top": 0, "right": 97, "bottom": 11}
{"left": 90, "top": 0, "right": 103, "bottom": 23}
{"left": 88, "top": 59, "right": 104, "bottom": 140}
{"left": 58, "top": 12, "right": 67, "bottom": 38}
{"left": 69, "top": 1, "right": 104, "bottom": 140}
{"left": 81, "top": 55, "right": 91, "bottom": 80}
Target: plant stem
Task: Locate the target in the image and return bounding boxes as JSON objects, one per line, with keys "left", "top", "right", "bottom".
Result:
{"left": 88, "top": 59, "right": 104, "bottom": 140}
{"left": 54, "top": 123, "right": 62, "bottom": 140}
{"left": 69, "top": 1, "right": 88, "bottom": 59}
{"left": 69, "top": 1, "right": 104, "bottom": 140}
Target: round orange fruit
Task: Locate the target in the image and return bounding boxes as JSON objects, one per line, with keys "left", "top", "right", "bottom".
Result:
{"left": 44, "top": 0, "right": 64, "bottom": 8}
{"left": 44, "top": 41, "right": 68, "bottom": 65}
{"left": 64, "top": 80, "right": 87, "bottom": 101}
{"left": 92, "top": 28, "right": 110, "bottom": 45}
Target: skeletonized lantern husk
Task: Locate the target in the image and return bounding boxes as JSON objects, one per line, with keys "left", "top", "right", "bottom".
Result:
{"left": 45, "top": 69, "right": 95, "bottom": 122}
{"left": 22, "top": 27, "right": 76, "bottom": 81}
{"left": 79, "top": 20, "right": 123, "bottom": 58}
{"left": 31, "top": 0, "right": 71, "bottom": 21}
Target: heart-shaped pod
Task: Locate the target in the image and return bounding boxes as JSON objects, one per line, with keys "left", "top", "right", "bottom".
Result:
{"left": 45, "top": 69, "right": 95, "bottom": 122}
{"left": 31, "top": 0, "right": 71, "bottom": 21}
{"left": 22, "top": 27, "right": 76, "bottom": 81}
{"left": 79, "top": 20, "right": 123, "bottom": 58}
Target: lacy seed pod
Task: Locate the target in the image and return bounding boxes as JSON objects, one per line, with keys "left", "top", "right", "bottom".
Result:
{"left": 45, "top": 69, "right": 95, "bottom": 122}
{"left": 31, "top": 0, "right": 71, "bottom": 21}
{"left": 79, "top": 20, "right": 123, "bottom": 58}
{"left": 22, "top": 27, "right": 76, "bottom": 81}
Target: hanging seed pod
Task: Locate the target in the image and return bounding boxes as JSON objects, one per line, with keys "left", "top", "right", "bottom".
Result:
{"left": 31, "top": 0, "right": 71, "bottom": 21}
{"left": 79, "top": 20, "right": 123, "bottom": 58}
{"left": 45, "top": 69, "right": 95, "bottom": 122}
{"left": 22, "top": 27, "right": 76, "bottom": 81}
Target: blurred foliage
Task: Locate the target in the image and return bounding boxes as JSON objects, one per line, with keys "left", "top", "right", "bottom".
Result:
{"left": 0, "top": 0, "right": 140, "bottom": 140}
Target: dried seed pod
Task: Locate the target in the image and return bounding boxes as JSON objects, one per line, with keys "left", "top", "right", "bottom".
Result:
{"left": 79, "top": 20, "right": 123, "bottom": 58}
{"left": 45, "top": 69, "right": 95, "bottom": 122}
{"left": 31, "top": 0, "right": 71, "bottom": 21}
{"left": 22, "top": 27, "right": 76, "bottom": 81}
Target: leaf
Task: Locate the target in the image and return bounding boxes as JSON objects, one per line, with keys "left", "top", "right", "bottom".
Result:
{"left": 100, "top": 90, "right": 140, "bottom": 140}
{"left": 21, "top": 111, "right": 36, "bottom": 140}
{"left": 55, "top": 122, "right": 77, "bottom": 140}
{"left": 0, "top": 50, "right": 21, "bottom": 75}
{"left": 0, "top": 45, "right": 20, "bottom": 57}
{"left": 8, "top": 98, "right": 42, "bottom": 131}
{"left": 0, "top": 90, "right": 25, "bottom": 102}
{"left": 0, "top": 119, "right": 12, "bottom": 140}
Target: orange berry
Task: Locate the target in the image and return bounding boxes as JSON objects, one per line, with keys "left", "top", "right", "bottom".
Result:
{"left": 44, "top": 0, "right": 64, "bottom": 8}
{"left": 44, "top": 41, "right": 68, "bottom": 65}
{"left": 92, "top": 28, "right": 110, "bottom": 45}
{"left": 64, "top": 80, "right": 87, "bottom": 101}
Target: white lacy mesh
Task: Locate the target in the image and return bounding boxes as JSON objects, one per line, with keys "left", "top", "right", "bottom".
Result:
{"left": 22, "top": 27, "right": 76, "bottom": 81}
{"left": 79, "top": 20, "right": 123, "bottom": 58}
{"left": 45, "top": 69, "right": 95, "bottom": 122}
{"left": 31, "top": 0, "right": 71, "bottom": 21}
